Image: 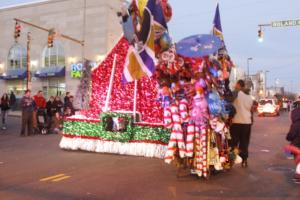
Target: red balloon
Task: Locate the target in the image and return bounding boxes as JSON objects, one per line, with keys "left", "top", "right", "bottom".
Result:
{"left": 161, "top": 1, "right": 172, "bottom": 22}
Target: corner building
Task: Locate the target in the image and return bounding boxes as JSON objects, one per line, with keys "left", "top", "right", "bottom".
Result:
{"left": 0, "top": 0, "right": 122, "bottom": 102}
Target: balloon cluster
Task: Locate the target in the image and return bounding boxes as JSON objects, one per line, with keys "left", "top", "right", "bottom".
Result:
{"left": 156, "top": 52, "right": 234, "bottom": 118}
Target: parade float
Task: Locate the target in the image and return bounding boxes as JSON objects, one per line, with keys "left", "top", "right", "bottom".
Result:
{"left": 60, "top": 0, "right": 238, "bottom": 178}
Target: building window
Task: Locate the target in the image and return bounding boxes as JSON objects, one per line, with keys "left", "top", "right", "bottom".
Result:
{"left": 7, "top": 43, "right": 27, "bottom": 69}
{"left": 43, "top": 40, "right": 65, "bottom": 67}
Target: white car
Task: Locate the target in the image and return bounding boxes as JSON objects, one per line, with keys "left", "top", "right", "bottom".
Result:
{"left": 257, "top": 99, "right": 280, "bottom": 117}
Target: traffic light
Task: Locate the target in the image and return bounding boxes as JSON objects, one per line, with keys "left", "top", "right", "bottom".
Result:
{"left": 258, "top": 29, "right": 263, "bottom": 42}
{"left": 48, "top": 33, "right": 54, "bottom": 48}
{"left": 14, "top": 22, "right": 21, "bottom": 40}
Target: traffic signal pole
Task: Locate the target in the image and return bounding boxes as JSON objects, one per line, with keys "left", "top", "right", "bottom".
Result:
{"left": 14, "top": 18, "right": 85, "bottom": 90}
{"left": 14, "top": 18, "right": 84, "bottom": 46}
{"left": 257, "top": 19, "right": 300, "bottom": 41}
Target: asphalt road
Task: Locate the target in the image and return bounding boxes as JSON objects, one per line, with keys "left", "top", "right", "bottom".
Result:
{"left": 0, "top": 113, "right": 299, "bottom": 200}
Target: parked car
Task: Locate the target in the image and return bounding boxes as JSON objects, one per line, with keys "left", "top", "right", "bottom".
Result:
{"left": 257, "top": 99, "right": 280, "bottom": 117}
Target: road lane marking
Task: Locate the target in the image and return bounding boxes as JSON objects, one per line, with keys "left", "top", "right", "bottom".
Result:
{"left": 51, "top": 176, "right": 71, "bottom": 182}
{"left": 40, "top": 174, "right": 65, "bottom": 182}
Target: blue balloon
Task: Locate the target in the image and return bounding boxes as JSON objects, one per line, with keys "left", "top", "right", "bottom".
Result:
{"left": 207, "top": 92, "right": 222, "bottom": 116}
{"left": 221, "top": 100, "right": 236, "bottom": 118}
{"left": 209, "top": 67, "right": 218, "bottom": 77}
{"left": 221, "top": 100, "right": 230, "bottom": 114}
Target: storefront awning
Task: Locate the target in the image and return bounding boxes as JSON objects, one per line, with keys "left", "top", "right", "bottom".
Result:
{"left": 1, "top": 68, "right": 27, "bottom": 80}
{"left": 34, "top": 66, "right": 65, "bottom": 78}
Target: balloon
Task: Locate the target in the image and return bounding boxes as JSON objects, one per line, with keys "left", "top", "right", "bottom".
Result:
{"left": 191, "top": 93, "right": 209, "bottom": 126}
{"left": 157, "top": 86, "right": 172, "bottom": 108}
{"left": 209, "top": 67, "right": 219, "bottom": 77}
{"left": 159, "top": 32, "right": 172, "bottom": 52}
{"left": 207, "top": 91, "right": 222, "bottom": 116}
{"left": 161, "top": 1, "right": 173, "bottom": 22}
{"left": 197, "top": 78, "right": 207, "bottom": 89}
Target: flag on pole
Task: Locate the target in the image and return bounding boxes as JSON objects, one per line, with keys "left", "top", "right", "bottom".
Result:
{"left": 147, "top": 0, "right": 168, "bottom": 39}
{"left": 123, "top": 0, "right": 166, "bottom": 83}
{"left": 212, "top": 3, "right": 226, "bottom": 52}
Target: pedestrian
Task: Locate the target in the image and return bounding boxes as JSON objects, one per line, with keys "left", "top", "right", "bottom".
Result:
{"left": 9, "top": 91, "right": 16, "bottom": 111}
{"left": 292, "top": 96, "right": 300, "bottom": 110}
{"left": 53, "top": 96, "right": 64, "bottom": 115}
{"left": 64, "top": 92, "right": 71, "bottom": 105}
{"left": 286, "top": 107, "right": 300, "bottom": 184}
{"left": 20, "top": 90, "right": 34, "bottom": 136}
{"left": 33, "top": 91, "right": 46, "bottom": 134}
{"left": 33, "top": 91, "right": 46, "bottom": 109}
{"left": 0, "top": 93, "right": 10, "bottom": 129}
{"left": 229, "top": 80, "right": 254, "bottom": 168}
{"left": 282, "top": 101, "right": 288, "bottom": 112}
{"left": 288, "top": 101, "right": 291, "bottom": 112}
{"left": 46, "top": 96, "right": 55, "bottom": 117}
{"left": 52, "top": 96, "right": 64, "bottom": 134}
{"left": 64, "top": 95, "right": 76, "bottom": 116}
{"left": 46, "top": 96, "right": 55, "bottom": 129}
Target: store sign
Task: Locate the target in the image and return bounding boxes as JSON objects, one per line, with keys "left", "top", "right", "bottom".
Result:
{"left": 71, "top": 63, "right": 83, "bottom": 78}
{"left": 271, "top": 20, "right": 300, "bottom": 27}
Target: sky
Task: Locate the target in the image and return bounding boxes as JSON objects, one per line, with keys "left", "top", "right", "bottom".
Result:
{"left": 1, "top": 0, "right": 300, "bottom": 93}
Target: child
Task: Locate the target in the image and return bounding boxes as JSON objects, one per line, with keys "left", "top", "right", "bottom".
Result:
{"left": 286, "top": 107, "right": 300, "bottom": 184}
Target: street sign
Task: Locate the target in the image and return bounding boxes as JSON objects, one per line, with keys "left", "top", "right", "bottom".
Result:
{"left": 271, "top": 20, "right": 300, "bottom": 27}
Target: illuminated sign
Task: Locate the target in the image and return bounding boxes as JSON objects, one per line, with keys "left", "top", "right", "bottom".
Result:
{"left": 71, "top": 63, "right": 83, "bottom": 78}
{"left": 271, "top": 20, "right": 300, "bottom": 27}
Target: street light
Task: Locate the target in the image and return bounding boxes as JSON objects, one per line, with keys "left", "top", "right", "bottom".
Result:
{"left": 247, "top": 57, "right": 253, "bottom": 78}
{"left": 265, "top": 70, "right": 269, "bottom": 98}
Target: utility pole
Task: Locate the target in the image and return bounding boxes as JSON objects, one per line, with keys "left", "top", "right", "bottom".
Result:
{"left": 264, "top": 70, "right": 269, "bottom": 98}
{"left": 247, "top": 57, "right": 252, "bottom": 78}
{"left": 26, "top": 32, "right": 31, "bottom": 90}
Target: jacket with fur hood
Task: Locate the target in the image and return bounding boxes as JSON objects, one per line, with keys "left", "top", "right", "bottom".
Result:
{"left": 287, "top": 107, "right": 300, "bottom": 148}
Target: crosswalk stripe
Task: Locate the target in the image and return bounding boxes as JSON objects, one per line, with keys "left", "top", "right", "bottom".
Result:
{"left": 40, "top": 174, "right": 65, "bottom": 181}
{"left": 51, "top": 176, "right": 71, "bottom": 182}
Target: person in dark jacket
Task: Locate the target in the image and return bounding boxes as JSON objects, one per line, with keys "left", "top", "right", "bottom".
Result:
{"left": 286, "top": 107, "right": 300, "bottom": 184}
{"left": 53, "top": 96, "right": 64, "bottom": 115}
{"left": 46, "top": 96, "right": 55, "bottom": 117}
{"left": 64, "top": 95, "right": 76, "bottom": 116}
{"left": 64, "top": 92, "right": 71, "bottom": 105}
{"left": 292, "top": 96, "right": 300, "bottom": 110}
{"left": 20, "top": 90, "right": 34, "bottom": 136}
{"left": 46, "top": 96, "right": 56, "bottom": 130}
{"left": 9, "top": 91, "right": 16, "bottom": 111}
{"left": 1, "top": 93, "right": 10, "bottom": 129}
{"left": 52, "top": 96, "right": 64, "bottom": 134}
{"left": 287, "top": 107, "right": 300, "bottom": 148}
